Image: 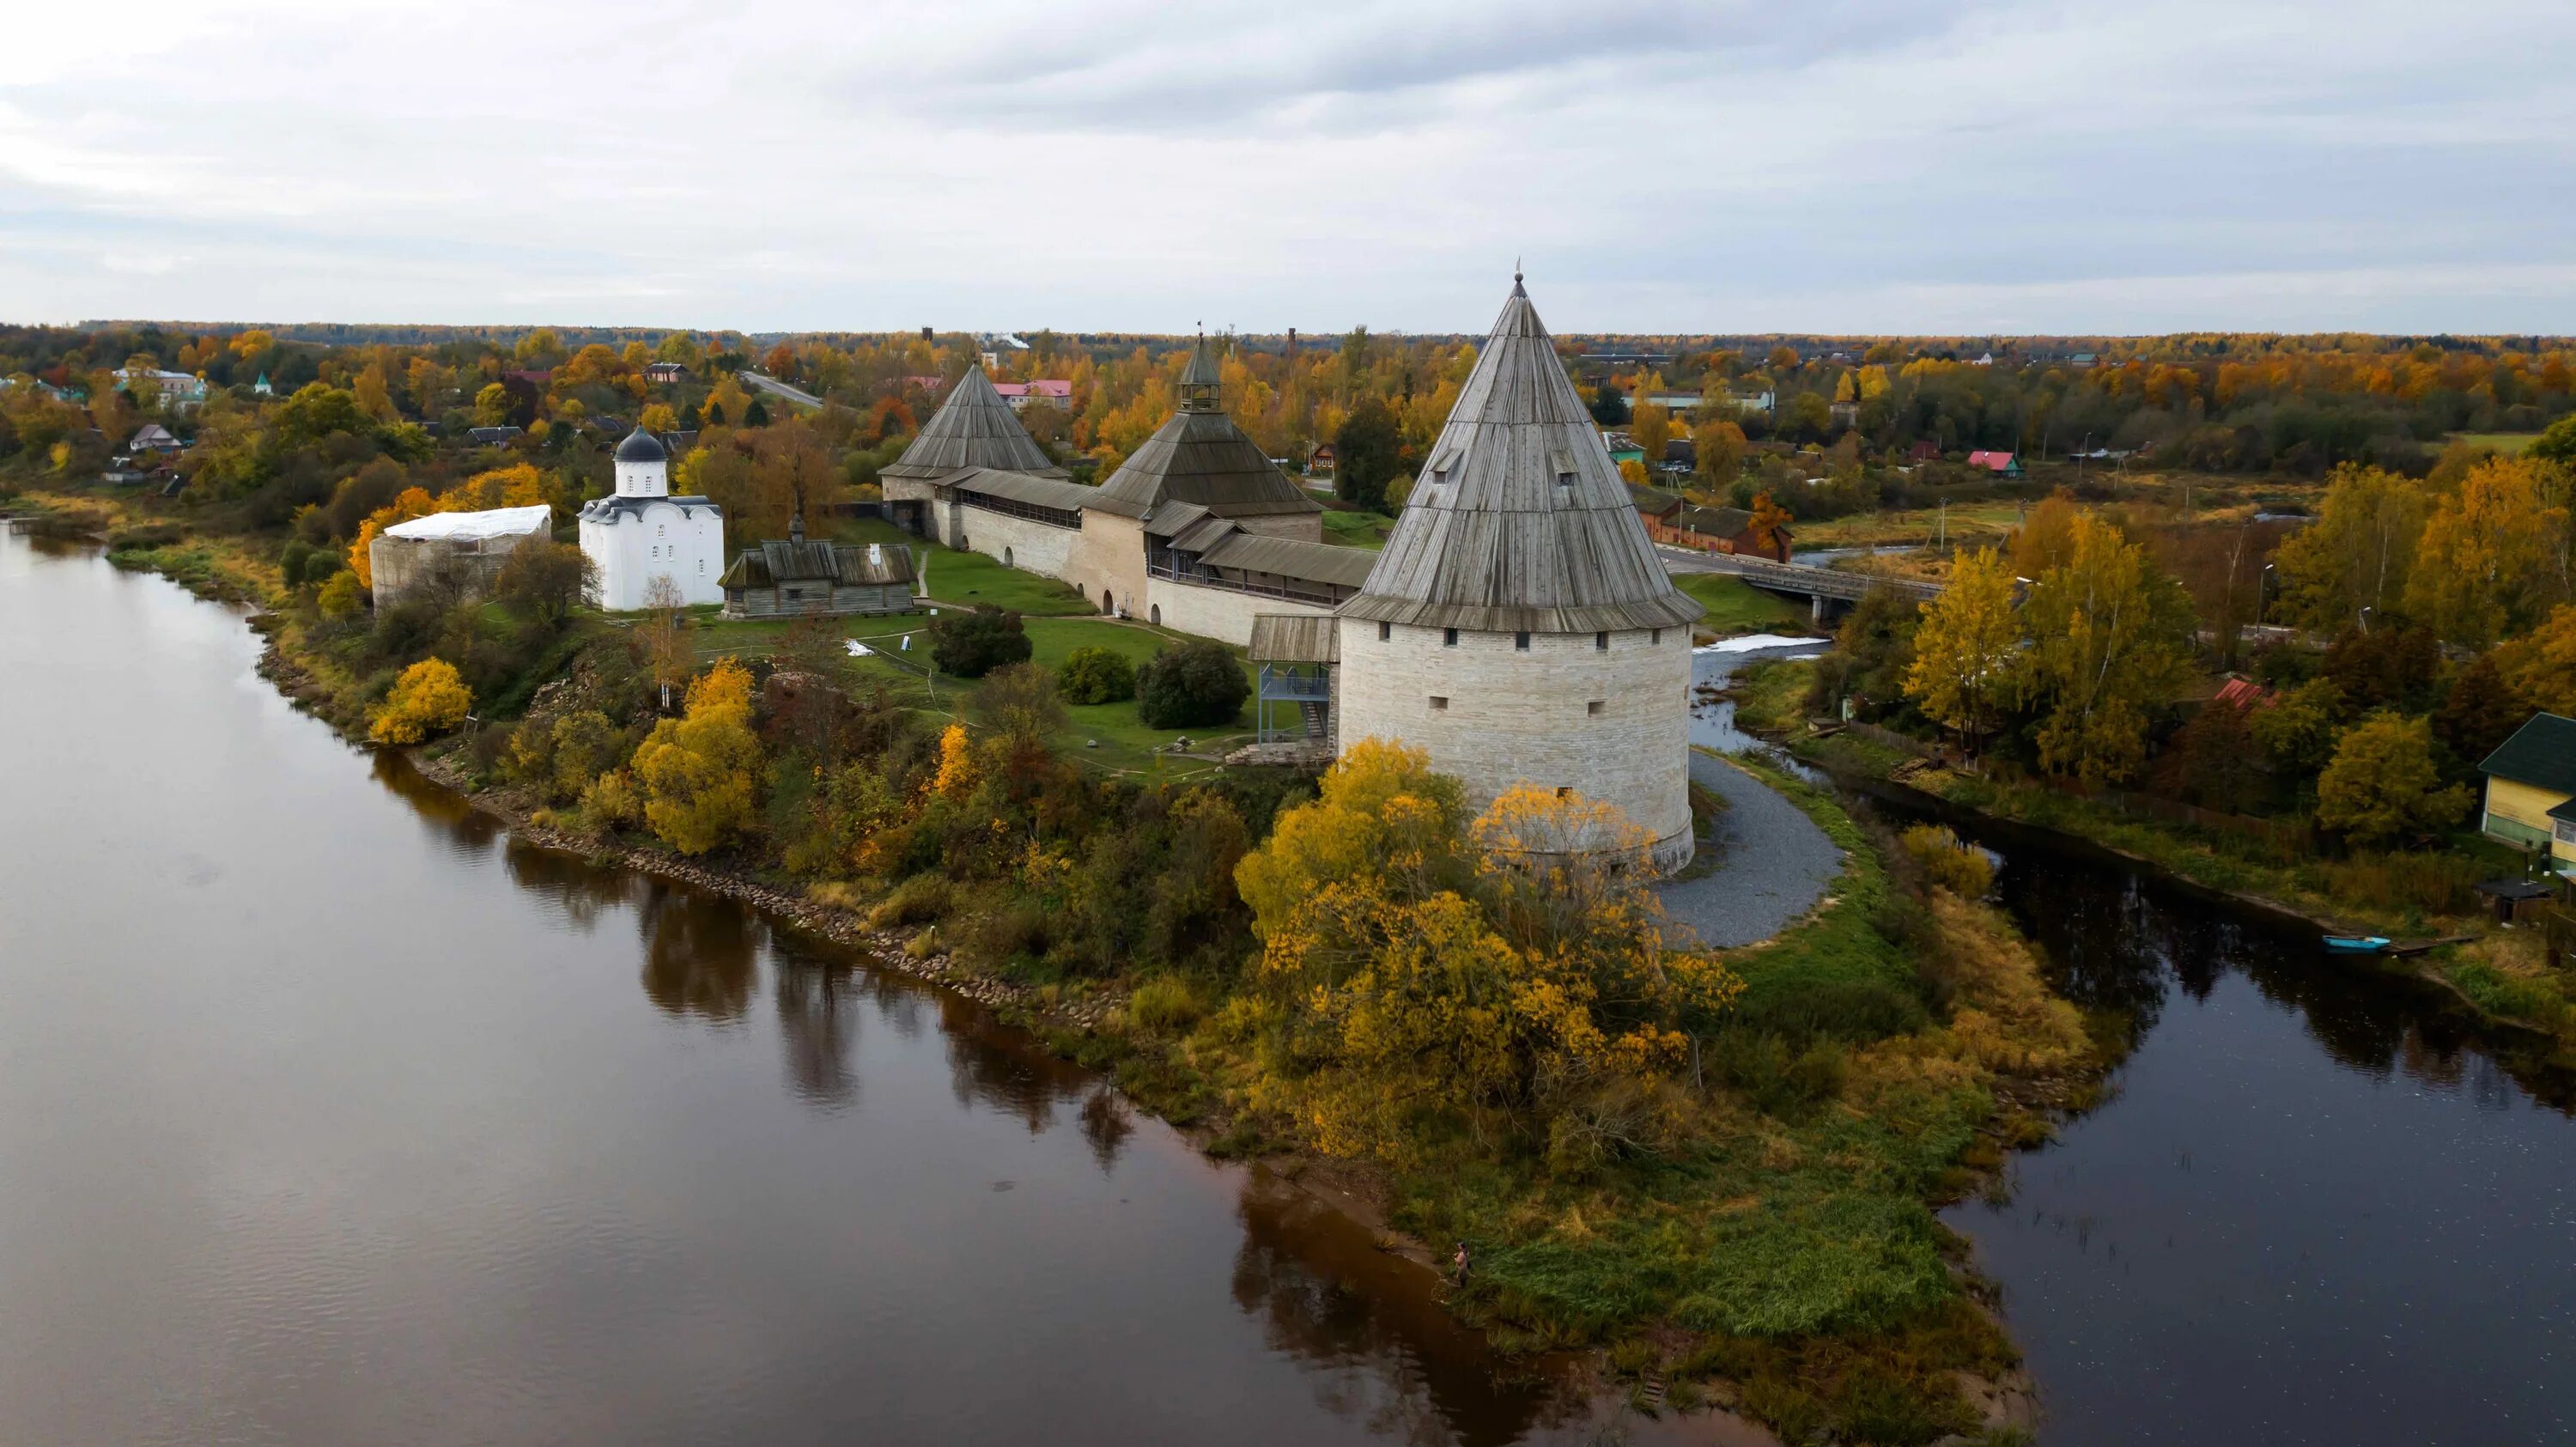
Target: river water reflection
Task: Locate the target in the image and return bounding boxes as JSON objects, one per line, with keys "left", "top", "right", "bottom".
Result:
{"left": 1931, "top": 810, "right": 2576, "bottom": 1445}
{"left": 0, "top": 535, "right": 1675, "bottom": 1446}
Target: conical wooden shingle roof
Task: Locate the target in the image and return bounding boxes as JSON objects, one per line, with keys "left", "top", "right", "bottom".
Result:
{"left": 880, "top": 367, "right": 1066, "bottom": 482}
{"left": 1340, "top": 279, "right": 1702, "bottom": 634}
{"left": 1087, "top": 336, "right": 1321, "bottom": 521}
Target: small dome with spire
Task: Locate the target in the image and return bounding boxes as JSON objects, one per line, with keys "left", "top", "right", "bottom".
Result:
{"left": 614, "top": 425, "right": 668, "bottom": 464}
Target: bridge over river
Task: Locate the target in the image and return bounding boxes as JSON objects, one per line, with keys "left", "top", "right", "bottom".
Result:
{"left": 1662, "top": 545, "right": 1943, "bottom": 622}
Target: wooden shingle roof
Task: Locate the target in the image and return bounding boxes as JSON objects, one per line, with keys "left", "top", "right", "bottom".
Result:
{"left": 720, "top": 538, "right": 917, "bottom": 590}
{"left": 881, "top": 367, "right": 1066, "bottom": 482}
{"left": 1088, "top": 337, "right": 1321, "bottom": 521}
{"left": 1340, "top": 279, "right": 1702, "bottom": 635}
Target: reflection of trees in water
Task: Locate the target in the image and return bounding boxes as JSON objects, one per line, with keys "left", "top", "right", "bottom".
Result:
{"left": 2000, "top": 857, "right": 2172, "bottom": 1031}
{"left": 939, "top": 998, "right": 1089, "bottom": 1133}
{"left": 1990, "top": 828, "right": 2576, "bottom": 1111}
{"left": 772, "top": 943, "right": 860, "bottom": 1109}
{"left": 371, "top": 750, "right": 499, "bottom": 858}
{"left": 1077, "top": 1089, "right": 1133, "bottom": 1174}
{"left": 1228, "top": 1183, "right": 1583, "bottom": 1447}
{"left": 501, "top": 838, "right": 635, "bottom": 932}
{"left": 637, "top": 883, "right": 758, "bottom": 1020}
{"left": 865, "top": 971, "right": 927, "bottom": 1041}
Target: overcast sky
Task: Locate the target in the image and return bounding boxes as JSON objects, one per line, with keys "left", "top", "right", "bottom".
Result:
{"left": 4, "top": 0, "right": 2571, "bottom": 337}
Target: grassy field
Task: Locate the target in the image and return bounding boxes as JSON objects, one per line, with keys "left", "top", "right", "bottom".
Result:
{"left": 686, "top": 604, "right": 1262, "bottom": 776}
{"left": 1674, "top": 572, "right": 1815, "bottom": 635}
{"left": 1792, "top": 500, "right": 2026, "bottom": 548}
{"left": 1319, "top": 508, "right": 1398, "bottom": 550}
{"left": 824, "top": 514, "right": 1094, "bottom": 615}
{"left": 2445, "top": 432, "right": 2543, "bottom": 457}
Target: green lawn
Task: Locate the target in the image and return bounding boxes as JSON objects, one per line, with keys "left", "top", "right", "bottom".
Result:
{"left": 686, "top": 604, "right": 1261, "bottom": 776}
{"left": 1674, "top": 571, "right": 1814, "bottom": 636}
{"left": 1319, "top": 509, "right": 1397, "bottom": 550}
{"left": 824, "top": 515, "right": 1094, "bottom": 615}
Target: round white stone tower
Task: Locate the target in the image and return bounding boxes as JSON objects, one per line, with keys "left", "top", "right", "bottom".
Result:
{"left": 1334, "top": 275, "right": 1704, "bottom": 872}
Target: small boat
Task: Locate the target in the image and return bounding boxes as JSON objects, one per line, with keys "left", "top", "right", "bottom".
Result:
{"left": 2322, "top": 935, "right": 2392, "bottom": 955}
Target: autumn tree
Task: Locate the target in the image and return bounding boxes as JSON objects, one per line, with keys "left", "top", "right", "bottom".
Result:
{"left": 2270, "top": 465, "right": 2427, "bottom": 632}
{"left": 2008, "top": 489, "right": 2084, "bottom": 578}
{"left": 2490, "top": 602, "right": 2576, "bottom": 716}
{"left": 2403, "top": 457, "right": 2569, "bottom": 646}
{"left": 2249, "top": 678, "right": 2347, "bottom": 775}
{"left": 2315, "top": 713, "right": 2469, "bottom": 847}
{"left": 495, "top": 540, "right": 593, "bottom": 625}
{"left": 1692, "top": 416, "right": 1748, "bottom": 487}
{"left": 1234, "top": 743, "right": 1741, "bottom": 1162}
{"left": 633, "top": 659, "right": 762, "bottom": 854}
{"left": 1905, "top": 546, "right": 2019, "bottom": 750}
{"left": 2018, "top": 514, "right": 2197, "bottom": 785}
{"left": 638, "top": 575, "right": 693, "bottom": 710}
{"left": 2433, "top": 653, "right": 2535, "bottom": 766}
{"left": 473, "top": 382, "right": 513, "bottom": 427}
{"left": 368, "top": 657, "right": 473, "bottom": 744}
{"left": 1630, "top": 402, "right": 1672, "bottom": 468}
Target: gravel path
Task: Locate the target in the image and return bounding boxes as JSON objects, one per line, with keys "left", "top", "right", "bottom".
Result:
{"left": 1657, "top": 751, "right": 1844, "bottom": 948}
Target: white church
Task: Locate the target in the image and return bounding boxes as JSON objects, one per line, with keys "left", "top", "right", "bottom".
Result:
{"left": 578, "top": 425, "right": 726, "bottom": 611}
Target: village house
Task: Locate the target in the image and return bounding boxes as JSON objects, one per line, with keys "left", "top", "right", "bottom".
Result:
{"left": 2479, "top": 713, "right": 2576, "bottom": 878}
{"left": 1966, "top": 449, "right": 2024, "bottom": 478}
{"left": 642, "top": 361, "right": 688, "bottom": 385}
{"left": 993, "top": 379, "right": 1072, "bottom": 411}
{"left": 118, "top": 368, "right": 208, "bottom": 412}
{"left": 128, "top": 424, "right": 181, "bottom": 455}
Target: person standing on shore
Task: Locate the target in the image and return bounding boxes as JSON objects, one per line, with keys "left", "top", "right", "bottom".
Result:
{"left": 1452, "top": 1241, "right": 1470, "bottom": 1287}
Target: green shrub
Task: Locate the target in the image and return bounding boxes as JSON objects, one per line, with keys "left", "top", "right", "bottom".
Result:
{"left": 1135, "top": 639, "right": 1249, "bottom": 728}
{"left": 866, "top": 873, "right": 954, "bottom": 930}
{"left": 1059, "top": 645, "right": 1137, "bottom": 704}
{"left": 1127, "top": 976, "right": 1206, "bottom": 1034}
{"left": 2445, "top": 962, "right": 2560, "bottom": 1021}
{"left": 927, "top": 605, "right": 1030, "bottom": 678}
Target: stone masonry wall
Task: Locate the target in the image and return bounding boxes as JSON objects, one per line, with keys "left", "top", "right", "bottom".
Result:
{"left": 948, "top": 502, "right": 1077, "bottom": 581}
{"left": 1141, "top": 576, "right": 1334, "bottom": 647}
{"left": 1334, "top": 617, "right": 1694, "bottom": 870}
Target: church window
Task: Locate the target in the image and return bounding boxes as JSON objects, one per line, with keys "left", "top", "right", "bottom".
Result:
{"left": 1443, "top": 628, "right": 1458, "bottom": 647}
{"left": 1514, "top": 631, "right": 1530, "bottom": 651}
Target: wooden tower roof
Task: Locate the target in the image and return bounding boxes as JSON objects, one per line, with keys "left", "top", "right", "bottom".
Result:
{"left": 1340, "top": 277, "right": 1702, "bottom": 634}
{"left": 1087, "top": 335, "right": 1321, "bottom": 521}
{"left": 880, "top": 367, "right": 1066, "bottom": 482}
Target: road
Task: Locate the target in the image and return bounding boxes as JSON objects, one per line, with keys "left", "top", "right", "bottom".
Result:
{"left": 738, "top": 371, "right": 823, "bottom": 409}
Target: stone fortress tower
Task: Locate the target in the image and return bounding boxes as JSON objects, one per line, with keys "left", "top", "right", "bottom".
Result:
{"left": 1333, "top": 275, "right": 1704, "bottom": 872}
{"left": 578, "top": 424, "right": 726, "bottom": 611}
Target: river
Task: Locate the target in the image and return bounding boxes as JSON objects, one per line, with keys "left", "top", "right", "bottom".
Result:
{"left": 0, "top": 533, "right": 1701, "bottom": 1446}
{"left": 12, "top": 533, "right": 2573, "bottom": 1447}
{"left": 1911, "top": 799, "right": 2576, "bottom": 1444}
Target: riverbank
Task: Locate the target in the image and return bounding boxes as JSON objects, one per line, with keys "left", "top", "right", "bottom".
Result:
{"left": 1729, "top": 657, "right": 2576, "bottom": 1060}
{"left": 50, "top": 502, "right": 2087, "bottom": 1444}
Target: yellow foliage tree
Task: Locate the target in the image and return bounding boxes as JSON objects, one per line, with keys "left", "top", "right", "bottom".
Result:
{"left": 2401, "top": 458, "right": 2569, "bottom": 646}
{"left": 1630, "top": 402, "right": 1672, "bottom": 468}
{"left": 931, "top": 722, "right": 978, "bottom": 800}
{"left": 2492, "top": 603, "right": 2576, "bottom": 716}
{"left": 2019, "top": 514, "right": 2197, "bottom": 785}
{"left": 349, "top": 486, "right": 437, "bottom": 587}
{"left": 1235, "top": 744, "right": 1740, "bottom": 1163}
{"left": 632, "top": 660, "right": 762, "bottom": 854}
{"left": 368, "top": 658, "right": 473, "bottom": 744}
{"left": 2270, "top": 464, "right": 2427, "bottom": 632}
{"left": 1904, "top": 546, "right": 2020, "bottom": 748}
{"left": 2008, "top": 489, "right": 2086, "bottom": 577}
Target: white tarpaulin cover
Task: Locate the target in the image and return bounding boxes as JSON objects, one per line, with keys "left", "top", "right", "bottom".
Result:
{"left": 382, "top": 504, "right": 554, "bottom": 542}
